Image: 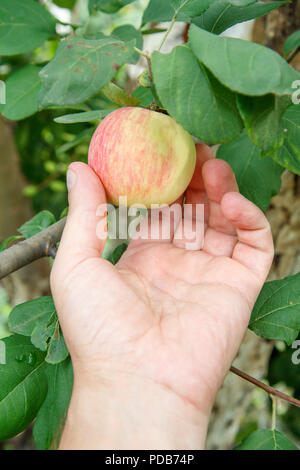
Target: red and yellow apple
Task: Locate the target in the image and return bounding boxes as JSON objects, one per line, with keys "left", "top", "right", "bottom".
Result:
{"left": 88, "top": 107, "right": 196, "bottom": 207}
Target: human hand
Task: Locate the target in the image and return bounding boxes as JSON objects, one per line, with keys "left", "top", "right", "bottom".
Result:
{"left": 51, "top": 144, "right": 274, "bottom": 450}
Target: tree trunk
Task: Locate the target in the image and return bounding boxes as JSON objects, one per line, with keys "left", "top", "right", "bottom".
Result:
{"left": 0, "top": 118, "right": 49, "bottom": 308}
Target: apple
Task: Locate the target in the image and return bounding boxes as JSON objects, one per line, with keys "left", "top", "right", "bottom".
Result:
{"left": 88, "top": 107, "right": 196, "bottom": 207}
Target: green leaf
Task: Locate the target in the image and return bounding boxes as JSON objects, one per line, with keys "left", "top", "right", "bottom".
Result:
{"left": 39, "top": 37, "right": 135, "bottom": 108}
{"left": 8, "top": 297, "right": 56, "bottom": 351}
{"left": 189, "top": 24, "right": 300, "bottom": 97}
{"left": 53, "top": 0, "right": 76, "bottom": 8}
{"left": 0, "top": 65, "right": 42, "bottom": 121}
{"left": 236, "top": 429, "right": 298, "bottom": 450}
{"left": 236, "top": 95, "right": 291, "bottom": 156}
{"left": 284, "top": 29, "right": 300, "bottom": 57}
{"left": 228, "top": 0, "right": 256, "bottom": 5}
{"left": 143, "top": 0, "right": 174, "bottom": 22}
{"left": 143, "top": 0, "right": 213, "bottom": 23}
{"left": 217, "top": 131, "right": 283, "bottom": 211}
{"left": 170, "top": 0, "right": 215, "bottom": 20}
{"left": 152, "top": 45, "right": 243, "bottom": 144}
{"left": 193, "top": 1, "right": 286, "bottom": 35}
{"left": 102, "top": 82, "right": 140, "bottom": 107}
{"left": 46, "top": 323, "right": 69, "bottom": 365}
{"left": 33, "top": 358, "right": 73, "bottom": 450}
{"left": 270, "top": 105, "right": 300, "bottom": 174}
{"left": 88, "top": 0, "right": 135, "bottom": 14}
{"left": 249, "top": 272, "right": 300, "bottom": 345}
{"left": 107, "top": 243, "right": 128, "bottom": 265}
{"left": 18, "top": 210, "right": 56, "bottom": 238}
{"left": 112, "top": 25, "right": 143, "bottom": 64}
{"left": 54, "top": 110, "right": 111, "bottom": 124}
{"left": 0, "top": 335, "right": 47, "bottom": 441}
{"left": 57, "top": 128, "right": 94, "bottom": 153}
{"left": 132, "top": 87, "right": 154, "bottom": 107}
{"left": 9, "top": 296, "right": 69, "bottom": 364}
{"left": 0, "top": 0, "right": 56, "bottom": 56}
{"left": 0, "top": 235, "right": 23, "bottom": 252}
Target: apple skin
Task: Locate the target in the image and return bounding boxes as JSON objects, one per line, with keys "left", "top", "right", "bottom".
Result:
{"left": 88, "top": 107, "right": 196, "bottom": 207}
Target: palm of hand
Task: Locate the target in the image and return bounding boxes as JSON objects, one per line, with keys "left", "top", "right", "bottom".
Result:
{"left": 52, "top": 145, "right": 273, "bottom": 411}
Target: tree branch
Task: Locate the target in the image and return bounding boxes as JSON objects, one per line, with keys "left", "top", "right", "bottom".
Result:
{"left": 0, "top": 218, "right": 66, "bottom": 279}
{"left": 287, "top": 45, "right": 300, "bottom": 63}
{"left": 230, "top": 366, "right": 300, "bottom": 409}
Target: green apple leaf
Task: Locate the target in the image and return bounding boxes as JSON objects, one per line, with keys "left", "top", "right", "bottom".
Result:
{"left": 228, "top": 0, "right": 256, "bottom": 5}
{"left": 170, "top": 0, "right": 214, "bottom": 19}
{"left": 249, "top": 272, "right": 300, "bottom": 345}
{"left": 284, "top": 29, "right": 300, "bottom": 57}
{"left": 46, "top": 323, "right": 69, "bottom": 365}
{"left": 53, "top": 0, "right": 76, "bottom": 8}
{"left": 8, "top": 297, "right": 56, "bottom": 350}
{"left": 88, "top": 0, "right": 135, "bottom": 14}
{"left": 269, "top": 105, "right": 300, "bottom": 174}
{"left": 152, "top": 45, "right": 243, "bottom": 144}
{"left": 18, "top": 210, "right": 56, "bottom": 238}
{"left": 33, "top": 358, "right": 73, "bottom": 450}
{"left": 102, "top": 82, "right": 140, "bottom": 107}
{"left": 0, "top": 236, "right": 23, "bottom": 252}
{"left": 143, "top": 0, "right": 213, "bottom": 23}
{"left": 236, "top": 95, "right": 291, "bottom": 156}
{"left": 0, "top": 0, "right": 56, "bottom": 56}
{"left": 57, "top": 128, "right": 94, "bottom": 153}
{"left": 107, "top": 243, "right": 128, "bottom": 265}
{"left": 8, "top": 296, "right": 69, "bottom": 364}
{"left": 189, "top": 24, "right": 300, "bottom": 97}
{"left": 0, "top": 66, "right": 42, "bottom": 121}
{"left": 39, "top": 37, "right": 135, "bottom": 107}
{"left": 142, "top": 0, "right": 174, "bottom": 22}
{"left": 132, "top": 87, "right": 154, "bottom": 107}
{"left": 193, "top": 1, "right": 286, "bottom": 35}
{"left": 54, "top": 110, "right": 112, "bottom": 124}
{"left": 236, "top": 429, "right": 298, "bottom": 450}
{"left": 112, "top": 25, "right": 143, "bottom": 64}
{"left": 217, "top": 131, "right": 283, "bottom": 211}
{"left": 0, "top": 335, "right": 47, "bottom": 441}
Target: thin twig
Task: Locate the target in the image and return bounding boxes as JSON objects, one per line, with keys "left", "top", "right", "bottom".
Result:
{"left": 0, "top": 218, "right": 66, "bottom": 279}
{"left": 287, "top": 45, "right": 300, "bottom": 63}
{"left": 230, "top": 366, "right": 300, "bottom": 409}
{"left": 134, "top": 47, "right": 153, "bottom": 82}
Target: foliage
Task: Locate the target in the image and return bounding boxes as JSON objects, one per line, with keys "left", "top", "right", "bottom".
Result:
{"left": 235, "top": 429, "right": 298, "bottom": 450}
{"left": 0, "top": 0, "right": 300, "bottom": 450}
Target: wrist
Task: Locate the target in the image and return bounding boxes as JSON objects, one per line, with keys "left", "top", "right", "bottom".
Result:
{"left": 60, "top": 371, "right": 210, "bottom": 450}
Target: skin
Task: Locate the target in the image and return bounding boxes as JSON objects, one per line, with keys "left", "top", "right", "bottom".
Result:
{"left": 51, "top": 144, "right": 274, "bottom": 450}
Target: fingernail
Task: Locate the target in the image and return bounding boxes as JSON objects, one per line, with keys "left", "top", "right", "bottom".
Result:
{"left": 67, "top": 169, "right": 76, "bottom": 191}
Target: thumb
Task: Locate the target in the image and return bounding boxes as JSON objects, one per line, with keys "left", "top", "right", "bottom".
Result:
{"left": 53, "top": 162, "right": 107, "bottom": 279}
